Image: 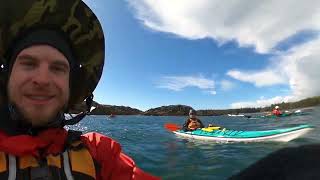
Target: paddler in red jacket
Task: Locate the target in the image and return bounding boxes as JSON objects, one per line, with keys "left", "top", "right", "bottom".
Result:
{"left": 0, "top": 0, "right": 159, "bottom": 179}
{"left": 272, "top": 106, "right": 282, "bottom": 116}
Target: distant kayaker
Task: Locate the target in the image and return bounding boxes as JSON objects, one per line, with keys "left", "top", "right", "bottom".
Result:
{"left": 272, "top": 106, "right": 282, "bottom": 116}
{"left": 182, "top": 110, "right": 205, "bottom": 131}
{"left": 0, "top": 1, "right": 159, "bottom": 179}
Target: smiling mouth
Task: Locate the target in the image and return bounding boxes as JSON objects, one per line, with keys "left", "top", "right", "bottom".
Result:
{"left": 25, "top": 95, "right": 55, "bottom": 103}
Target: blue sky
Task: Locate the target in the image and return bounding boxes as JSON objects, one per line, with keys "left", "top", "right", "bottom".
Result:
{"left": 84, "top": 0, "right": 320, "bottom": 111}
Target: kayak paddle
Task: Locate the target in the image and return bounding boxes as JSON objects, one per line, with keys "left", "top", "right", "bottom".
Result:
{"left": 164, "top": 123, "right": 180, "bottom": 131}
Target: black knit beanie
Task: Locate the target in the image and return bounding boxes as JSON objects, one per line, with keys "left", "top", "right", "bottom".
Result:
{"left": 6, "top": 29, "right": 75, "bottom": 73}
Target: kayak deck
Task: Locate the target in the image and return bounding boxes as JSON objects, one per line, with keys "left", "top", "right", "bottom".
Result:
{"left": 173, "top": 124, "right": 313, "bottom": 142}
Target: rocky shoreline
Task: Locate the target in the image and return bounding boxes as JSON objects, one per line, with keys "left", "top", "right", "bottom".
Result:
{"left": 69, "top": 96, "right": 320, "bottom": 116}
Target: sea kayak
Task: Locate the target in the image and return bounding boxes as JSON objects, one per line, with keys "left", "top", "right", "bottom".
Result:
{"left": 258, "top": 111, "right": 309, "bottom": 118}
{"left": 173, "top": 124, "right": 313, "bottom": 142}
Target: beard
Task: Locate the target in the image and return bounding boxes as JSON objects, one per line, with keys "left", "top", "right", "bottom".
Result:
{"left": 8, "top": 101, "right": 67, "bottom": 128}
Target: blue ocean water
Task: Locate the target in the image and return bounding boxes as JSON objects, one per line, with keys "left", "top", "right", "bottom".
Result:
{"left": 67, "top": 106, "right": 320, "bottom": 180}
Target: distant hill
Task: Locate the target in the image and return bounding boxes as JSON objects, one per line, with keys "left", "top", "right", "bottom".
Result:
{"left": 70, "top": 96, "right": 320, "bottom": 116}
{"left": 70, "top": 101, "right": 142, "bottom": 115}
{"left": 143, "top": 105, "right": 194, "bottom": 116}
{"left": 92, "top": 104, "right": 142, "bottom": 115}
{"left": 197, "top": 96, "right": 320, "bottom": 116}
{"left": 197, "top": 108, "right": 261, "bottom": 116}
{"left": 261, "top": 96, "right": 320, "bottom": 112}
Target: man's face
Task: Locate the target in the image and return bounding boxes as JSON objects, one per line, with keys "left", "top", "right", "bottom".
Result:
{"left": 8, "top": 45, "right": 70, "bottom": 126}
{"left": 189, "top": 114, "right": 196, "bottom": 118}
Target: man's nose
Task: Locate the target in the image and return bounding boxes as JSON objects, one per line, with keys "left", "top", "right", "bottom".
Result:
{"left": 32, "top": 66, "right": 50, "bottom": 86}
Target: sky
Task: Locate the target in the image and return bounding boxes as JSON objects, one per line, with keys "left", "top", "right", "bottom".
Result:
{"left": 83, "top": 0, "right": 320, "bottom": 111}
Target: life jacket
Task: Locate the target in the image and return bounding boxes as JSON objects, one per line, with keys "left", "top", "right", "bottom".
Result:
{"left": 187, "top": 118, "right": 201, "bottom": 130}
{"left": 0, "top": 130, "right": 98, "bottom": 180}
{"left": 272, "top": 109, "right": 282, "bottom": 116}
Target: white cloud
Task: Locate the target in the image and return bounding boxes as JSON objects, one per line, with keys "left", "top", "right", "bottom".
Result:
{"left": 220, "top": 80, "right": 236, "bottom": 91}
{"left": 209, "top": 90, "right": 217, "bottom": 95}
{"left": 128, "top": 0, "right": 320, "bottom": 53}
{"left": 279, "top": 37, "right": 320, "bottom": 98}
{"left": 231, "top": 96, "right": 296, "bottom": 109}
{"left": 230, "top": 37, "right": 320, "bottom": 108}
{"left": 227, "top": 70, "right": 288, "bottom": 87}
{"left": 157, "top": 75, "right": 216, "bottom": 94}
{"left": 129, "top": 0, "right": 320, "bottom": 108}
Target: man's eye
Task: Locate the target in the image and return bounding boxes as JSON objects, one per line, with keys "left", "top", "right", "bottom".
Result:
{"left": 52, "top": 65, "right": 67, "bottom": 74}
{"left": 21, "top": 61, "right": 36, "bottom": 68}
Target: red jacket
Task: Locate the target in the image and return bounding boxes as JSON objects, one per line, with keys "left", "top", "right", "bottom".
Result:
{"left": 81, "top": 132, "right": 160, "bottom": 180}
{"left": 272, "top": 109, "right": 282, "bottom": 116}
{"left": 0, "top": 129, "right": 160, "bottom": 180}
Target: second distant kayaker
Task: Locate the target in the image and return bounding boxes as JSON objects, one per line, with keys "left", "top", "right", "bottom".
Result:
{"left": 272, "top": 106, "right": 282, "bottom": 116}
